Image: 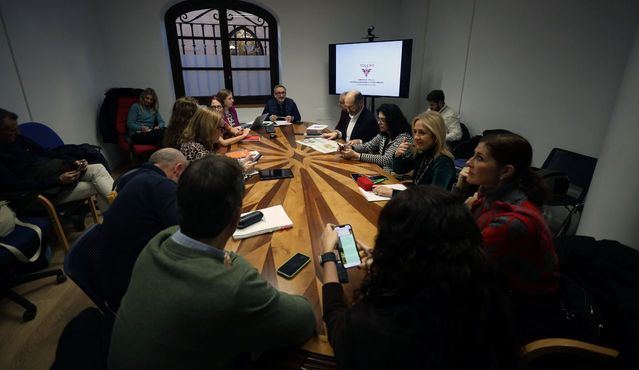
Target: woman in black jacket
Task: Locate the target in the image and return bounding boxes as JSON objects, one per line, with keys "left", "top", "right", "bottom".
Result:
{"left": 319, "top": 186, "right": 521, "bottom": 370}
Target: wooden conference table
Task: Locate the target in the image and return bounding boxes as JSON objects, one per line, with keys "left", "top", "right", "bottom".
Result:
{"left": 219, "top": 122, "right": 395, "bottom": 362}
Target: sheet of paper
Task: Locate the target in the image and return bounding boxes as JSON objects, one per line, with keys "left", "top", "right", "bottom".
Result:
{"left": 296, "top": 137, "right": 340, "bottom": 153}
{"left": 273, "top": 120, "right": 292, "bottom": 126}
{"left": 358, "top": 184, "right": 407, "bottom": 202}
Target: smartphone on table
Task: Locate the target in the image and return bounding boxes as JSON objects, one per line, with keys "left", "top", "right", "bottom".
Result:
{"left": 335, "top": 224, "right": 361, "bottom": 268}
{"left": 277, "top": 253, "right": 311, "bottom": 279}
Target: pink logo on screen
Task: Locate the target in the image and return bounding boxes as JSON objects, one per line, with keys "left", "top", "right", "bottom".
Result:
{"left": 360, "top": 64, "right": 374, "bottom": 77}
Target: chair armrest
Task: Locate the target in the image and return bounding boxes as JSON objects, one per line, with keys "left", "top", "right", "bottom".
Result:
{"left": 523, "top": 338, "right": 619, "bottom": 362}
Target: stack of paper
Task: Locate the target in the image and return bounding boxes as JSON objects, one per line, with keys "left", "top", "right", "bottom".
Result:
{"left": 306, "top": 124, "right": 328, "bottom": 136}
{"left": 296, "top": 137, "right": 340, "bottom": 154}
{"left": 358, "top": 184, "right": 407, "bottom": 202}
{"left": 232, "top": 205, "right": 293, "bottom": 239}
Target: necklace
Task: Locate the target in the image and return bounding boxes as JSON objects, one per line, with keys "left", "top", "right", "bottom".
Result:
{"left": 413, "top": 153, "right": 433, "bottom": 185}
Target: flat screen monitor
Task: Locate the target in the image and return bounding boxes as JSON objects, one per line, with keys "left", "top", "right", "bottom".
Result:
{"left": 329, "top": 39, "right": 412, "bottom": 98}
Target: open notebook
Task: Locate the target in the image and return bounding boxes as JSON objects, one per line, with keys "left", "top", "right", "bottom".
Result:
{"left": 232, "top": 205, "right": 293, "bottom": 240}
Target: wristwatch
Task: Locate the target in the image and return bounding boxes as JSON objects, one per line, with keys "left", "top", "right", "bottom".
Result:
{"left": 319, "top": 252, "right": 338, "bottom": 266}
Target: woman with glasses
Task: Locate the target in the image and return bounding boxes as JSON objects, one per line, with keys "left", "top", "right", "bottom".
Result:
{"left": 163, "top": 97, "right": 199, "bottom": 149}
{"left": 339, "top": 103, "right": 412, "bottom": 172}
{"left": 211, "top": 96, "right": 250, "bottom": 147}
{"left": 127, "top": 88, "right": 166, "bottom": 147}
{"left": 372, "top": 111, "right": 455, "bottom": 197}
{"left": 319, "top": 186, "right": 520, "bottom": 370}
{"left": 215, "top": 89, "right": 241, "bottom": 127}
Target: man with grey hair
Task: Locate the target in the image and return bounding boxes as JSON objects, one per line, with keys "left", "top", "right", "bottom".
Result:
{"left": 262, "top": 84, "right": 302, "bottom": 122}
{"left": 99, "top": 148, "right": 187, "bottom": 311}
{"left": 322, "top": 90, "right": 378, "bottom": 142}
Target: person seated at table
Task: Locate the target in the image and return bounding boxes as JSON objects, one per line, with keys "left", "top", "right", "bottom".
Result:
{"left": 319, "top": 186, "right": 520, "bottom": 370}
{"left": 211, "top": 96, "right": 250, "bottom": 146}
{"left": 262, "top": 84, "right": 301, "bottom": 123}
{"left": 215, "top": 89, "right": 241, "bottom": 127}
{"left": 454, "top": 132, "right": 561, "bottom": 341}
{"left": 372, "top": 111, "right": 455, "bottom": 197}
{"left": 426, "top": 89, "right": 462, "bottom": 143}
{"left": 335, "top": 92, "right": 349, "bottom": 130}
{"left": 108, "top": 155, "right": 316, "bottom": 370}
{"left": 322, "top": 90, "right": 379, "bottom": 143}
{"left": 0, "top": 108, "right": 114, "bottom": 213}
{"left": 127, "top": 88, "right": 166, "bottom": 147}
{"left": 100, "top": 148, "right": 187, "bottom": 311}
{"left": 339, "top": 103, "right": 412, "bottom": 172}
{"left": 178, "top": 108, "right": 255, "bottom": 171}
{"left": 163, "top": 97, "right": 199, "bottom": 149}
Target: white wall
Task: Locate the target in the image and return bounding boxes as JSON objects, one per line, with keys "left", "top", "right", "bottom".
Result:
{"left": 420, "top": 0, "right": 639, "bottom": 165}
{"left": 0, "top": 0, "right": 106, "bottom": 145}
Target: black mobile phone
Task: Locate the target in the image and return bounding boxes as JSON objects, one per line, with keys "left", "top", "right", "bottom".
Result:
{"left": 259, "top": 169, "right": 293, "bottom": 180}
{"left": 277, "top": 253, "right": 311, "bottom": 279}
{"left": 265, "top": 125, "right": 276, "bottom": 133}
{"left": 237, "top": 211, "right": 263, "bottom": 229}
{"left": 350, "top": 173, "right": 363, "bottom": 182}
{"left": 252, "top": 153, "right": 263, "bottom": 162}
{"left": 335, "top": 224, "right": 361, "bottom": 268}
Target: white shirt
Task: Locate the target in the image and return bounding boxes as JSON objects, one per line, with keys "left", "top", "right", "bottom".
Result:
{"left": 345, "top": 109, "right": 362, "bottom": 141}
{"left": 428, "top": 104, "right": 461, "bottom": 142}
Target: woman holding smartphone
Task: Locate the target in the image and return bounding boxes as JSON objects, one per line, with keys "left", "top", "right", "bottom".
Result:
{"left": 372, "top": 111, "right": 455, "bottom": 197}
{"left": 319, "top": 186, "right": 519, "bottom": 370}
{"left": 339, "top": 103, "right": 412, "bottom": 172}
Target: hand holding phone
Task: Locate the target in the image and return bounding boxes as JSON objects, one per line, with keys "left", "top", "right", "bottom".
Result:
{"left": 335, "top": 224, "right": 361, "bottom": 268}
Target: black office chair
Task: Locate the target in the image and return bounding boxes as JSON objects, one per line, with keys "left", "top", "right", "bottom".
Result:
{"left": 64, "top": 224, "right": 114, "bottom": 316}
{"left": 1, "top": 216, "right": 66, "bottom": 322}
{"left": 541, "top": 148, "right": 598, "bottom": 236}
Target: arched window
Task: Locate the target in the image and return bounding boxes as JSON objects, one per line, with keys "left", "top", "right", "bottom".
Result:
{"left": 165, "top": 1, "right": 279, "bottom": 104}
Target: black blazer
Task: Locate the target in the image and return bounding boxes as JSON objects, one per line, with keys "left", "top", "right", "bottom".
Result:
{"left": 335, "top": 108, "right": 379, "bottom": 142}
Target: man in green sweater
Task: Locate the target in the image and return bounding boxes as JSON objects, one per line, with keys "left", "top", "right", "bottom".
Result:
{"left": 108, "top": 155, "right": 316, "bottom": 370}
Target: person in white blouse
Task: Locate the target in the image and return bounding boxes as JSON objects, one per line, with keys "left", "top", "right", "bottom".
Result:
{"left": 426, "top": 90, "right": 462, "bottom": 143}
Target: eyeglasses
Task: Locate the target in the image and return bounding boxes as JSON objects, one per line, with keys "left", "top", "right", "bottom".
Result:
{"left": 212, "top": 105, "right": 224, "bottom": 110}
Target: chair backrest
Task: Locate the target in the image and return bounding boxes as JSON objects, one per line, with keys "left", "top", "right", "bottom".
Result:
{"left": 64, "top": 224, "right": 111, "bottom": 314}
{"left": 19, "top": 122, "right": 64, "bottom": 149}
{"left": 459, "top": 122, "right": 471, "bottom": 142}
{"left": 115, "top": 96, "right": 139, "bottom": 150}
{"left": 542, "top": 148, "right": 597, "bottom": 203}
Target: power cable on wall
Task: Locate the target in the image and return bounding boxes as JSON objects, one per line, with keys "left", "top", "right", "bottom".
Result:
{"left": 458, "top": 0, "right": 477, "bottom": 114}
{"left": 0, "top": 8, "right": 32, "bottom": 120}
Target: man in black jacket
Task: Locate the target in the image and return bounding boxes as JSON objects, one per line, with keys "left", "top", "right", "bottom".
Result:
{"left": 0, "top": 108, "right": 113, "bottom": 213}
{"left": 99, "top": 148, "right": 187, "bottom": 311}
{"left": 322, "top": 90, "right": 379, "bottom": 143}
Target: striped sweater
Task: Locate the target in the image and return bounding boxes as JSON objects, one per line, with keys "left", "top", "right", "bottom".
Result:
{"left": 353, "top": 133, "right": 413, "bottom": 172}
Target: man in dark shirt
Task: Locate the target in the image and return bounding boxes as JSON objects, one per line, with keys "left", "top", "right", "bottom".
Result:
{"left": 262, "top": 84, "right": 302, "bottom": 122}
{"left": 0, "top": 108, "right": 113, "bottom": 213}
{"left": 99, "top": 148, "right": 187, "bottom": 311}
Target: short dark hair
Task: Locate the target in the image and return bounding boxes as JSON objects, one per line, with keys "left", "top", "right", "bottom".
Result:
{"left": 426, "top": 89, "right": 445, "bottom": 103}
{"left": 0, "top": 108, "right": 18, "bottom": 125}
{"left": 177, "top": 155, "right": 244, "bottom": 239}
{"left": 375, "top": 103, "right": 411, "bottom": 140}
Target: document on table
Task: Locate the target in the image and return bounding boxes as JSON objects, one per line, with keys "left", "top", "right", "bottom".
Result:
{"left": 232, "top": 205, "right": 293, "bottom": 239}
{"left": 358, "top": 184, "right": 407, "bottom": 202}
{"left": 273, "top": 120, "right": 292, "bottom": 126}
{"left": 296, "top": 137, "right": 340, "bottom": 153}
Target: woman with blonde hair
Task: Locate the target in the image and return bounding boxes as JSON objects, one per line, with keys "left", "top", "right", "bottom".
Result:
{"left": 373, "top": 111, "right": 455, "bottom": 197}
{"left": 163, "top": 97, "right": 199, "bottom": 148}
{"left": 178, "top": 108, "right": 256, "bottom": 171}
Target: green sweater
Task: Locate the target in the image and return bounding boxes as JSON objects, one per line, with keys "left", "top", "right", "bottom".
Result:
{"left": 108, "top": 227, "right": 316, "bottom": 370}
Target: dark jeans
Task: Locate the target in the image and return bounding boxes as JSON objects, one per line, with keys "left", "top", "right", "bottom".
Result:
{"left": 130, "top": 128, "right": 165, "bottom": 147}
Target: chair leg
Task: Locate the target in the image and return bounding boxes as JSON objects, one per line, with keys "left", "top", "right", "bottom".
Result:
{"left": 37, "top": 195, "right": 70, "bottom": 253}
{"left": 88, "top": 196, "right": 100, "bottom": 224}
{"left": 10, "top": 268, "right": 66, "bottom": 287}
{"left": 4, "top": 289, "right": 37, "bottom": 322}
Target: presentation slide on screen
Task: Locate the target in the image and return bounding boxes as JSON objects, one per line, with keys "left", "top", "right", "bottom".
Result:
{"left": 335, "top": 41, "right": 403, "bottom": 96}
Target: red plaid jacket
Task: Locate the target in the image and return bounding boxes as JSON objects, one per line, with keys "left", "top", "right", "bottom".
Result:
{"left": 470, "top": 186, "right": 559, "bottom": 295}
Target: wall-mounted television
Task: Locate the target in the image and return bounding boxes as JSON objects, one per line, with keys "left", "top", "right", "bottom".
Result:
{"left": 329, "top": 39, "right": 413, "bottom": 98}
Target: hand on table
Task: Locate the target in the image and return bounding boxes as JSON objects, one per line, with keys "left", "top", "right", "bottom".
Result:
{"left": 140, "top": 126, "right": 151, "bottom": 133}
{"left": 341, "top": 149, "right": 360, "bottom": 160}
{"left": 346, "top": 139, "right": 362, "bottom": 146}
{"left": 372, "top": 185, "right": 393, "bottom": 197}
{"left": 322, "top": 132, "right": 339, "bottom": 140}
{"left": 285, "top": 115, "right": 293, "bottom": 122}
{"left": 269, "top": 114, "right": 277, "bottom": 122}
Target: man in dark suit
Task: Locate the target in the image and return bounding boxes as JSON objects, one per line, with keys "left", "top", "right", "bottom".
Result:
{"left": 262, "top": 84, "right": 301, "bottom": 123}
{"left": 99, "top": 148, "right": 187, "bottom": 311}
{"left": 323, "top": 90, "right": 378, "bottom": 143}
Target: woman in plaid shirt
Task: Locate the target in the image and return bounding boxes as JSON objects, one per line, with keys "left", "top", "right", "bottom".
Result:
{"left": 454, "top": 132, "right": 561, "bottom": 341}
{"left": 340, "top": 104, "right": 412, "bottom": 172}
